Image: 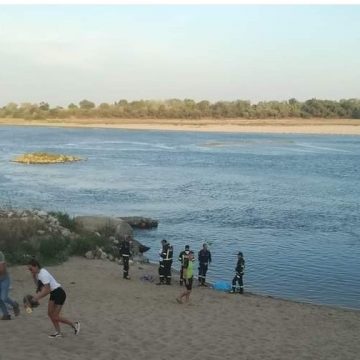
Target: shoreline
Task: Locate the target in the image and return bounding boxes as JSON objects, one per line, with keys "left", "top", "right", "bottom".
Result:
{"left": 142, "top": 260, "right": 360, "bottom": 312}
{"left": 1, "top": 117, "right": 360, "bottom": 135}
{"left": 4, "top": 257, "right": 360, "bottom": 360}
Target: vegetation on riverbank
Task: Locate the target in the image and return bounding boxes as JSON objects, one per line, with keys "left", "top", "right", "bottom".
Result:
{"left": 0, "top": 209, "right": 110, "bottom": 265}
{"left": 1, "top": 98, "right": 360, "bottom": 120}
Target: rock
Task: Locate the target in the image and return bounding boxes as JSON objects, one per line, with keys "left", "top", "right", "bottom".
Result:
{"left": 85, "top": 251, "right": 94, "bottom": 259}
{"left": 129, "top": 238, "right": 150, "bottom": 255}
{"left": 138, "top": 244, "right": 151, "bottom": 253}
{"left": 120, "top": 216, "right": 158, "bottom": 229}
{"left": 115, "top": 222, "right": 133, "bottom": 241}
{"left": 60, "top": 228, "right": 72, "bottom": 237}
{"left": 74, "top": 216, "right": 150, "bottom": 256}
{"left": 35, "top": 210, "right": 48, "bottom": 217}
{"left": 74, "top": 216, "right": 133, "bottom": 237}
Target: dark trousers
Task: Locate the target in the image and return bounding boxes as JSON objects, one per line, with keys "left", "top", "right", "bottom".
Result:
{"left": 180, "top": 266, "right": 184, "bottom": 285}
{"left": 159, "top": 261, "right": 165, "bottom": 283}
{"left": 198, "top": 263, "right": 208, "bottom": 284}
{"left": 123, "top": 256, "right": 129, "bottom": 278}
{"left": 232, "top": 273, "right": 243, "bottom": 293}
{"left": 163, "top": 260, "right": 172, "bottom": 284}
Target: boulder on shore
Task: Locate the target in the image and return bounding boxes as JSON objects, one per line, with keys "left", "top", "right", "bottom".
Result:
{"left": 74, "top": 215, "right": 151, "bottom": 255}
{"left": 120, "top": 216, "right": 158, "bottom": 229}
{"left": 74, "top": 216, "right": 133, "bottom": 237}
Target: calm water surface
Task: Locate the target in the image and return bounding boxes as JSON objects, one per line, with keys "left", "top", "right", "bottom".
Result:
{"left": 0, "top": 125, "right": 359, "bottom": 309}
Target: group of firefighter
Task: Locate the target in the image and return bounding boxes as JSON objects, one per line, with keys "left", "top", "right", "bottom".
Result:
{"left": 118, "top": 236, "right": 245, "bottom": 294}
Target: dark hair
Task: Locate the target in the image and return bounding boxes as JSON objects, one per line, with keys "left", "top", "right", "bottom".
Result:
{"left": 185, "top": 245, "right": 190, "bottom": 249}
{"left": 28, "top": 258, "right": 41, "bottom": 269}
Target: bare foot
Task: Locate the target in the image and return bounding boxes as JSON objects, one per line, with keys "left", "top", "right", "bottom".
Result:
{"left": 176, "top": 298, "right": 183, "bottom": 304}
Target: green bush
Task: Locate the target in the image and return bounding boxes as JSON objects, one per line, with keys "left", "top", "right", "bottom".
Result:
{"left": 49, "top": 211, "right": 77, "bottom": 231}
{"left": 1, "top": 209, "right": 115, "bottom": 265}
{"left": 5, "top": 249, "right": 34, "bottom": 265}
{"left": 69, "top": 234, "right": 107, "bottom": 256}
{"left": 0, "top": 218, "right": 44, "bottom": 264}
{"left": 38, "top": 236, "right": 71, "bottom": 264}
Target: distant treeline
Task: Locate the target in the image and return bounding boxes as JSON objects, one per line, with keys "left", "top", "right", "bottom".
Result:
{"left": 1, "top": 98, "right": 360, "bottom": 120}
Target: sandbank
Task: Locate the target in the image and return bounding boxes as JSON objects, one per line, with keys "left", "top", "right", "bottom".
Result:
{"left": 3, "top": 257, "right": 360, "bottom": 360}
{"left": 1, "top": 118, "right": 360, "bottom": 135}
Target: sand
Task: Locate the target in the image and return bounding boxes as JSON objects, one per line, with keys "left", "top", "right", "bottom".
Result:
{"left": 1, "top": 117, "right": 360, "bottom": 135}
{"left": 3, "top": 257, "right": 360, "bottom": 360}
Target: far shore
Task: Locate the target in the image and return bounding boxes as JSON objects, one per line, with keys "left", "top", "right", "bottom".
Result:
{"left": 1, "top": 117, "right": 360, "bottom": 135}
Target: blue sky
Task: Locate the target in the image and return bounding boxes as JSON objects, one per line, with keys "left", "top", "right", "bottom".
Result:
{"left": 0, "top": 5, "right": 359, "bottom": 106}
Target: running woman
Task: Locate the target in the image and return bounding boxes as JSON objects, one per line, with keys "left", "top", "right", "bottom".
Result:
{"left": 27, "top": 259, "right": 80, "bottom": 338}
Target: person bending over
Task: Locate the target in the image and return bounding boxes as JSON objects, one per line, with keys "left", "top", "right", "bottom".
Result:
{"left": 27, "top": 258, "right": 80, "bottom": 338}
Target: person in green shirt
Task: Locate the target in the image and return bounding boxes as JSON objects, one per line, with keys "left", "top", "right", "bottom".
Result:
{"left": 176, "top": 251, "right": 195, "bottom": 304}
{"left": 0, "top": 251, "right": 20, "bottom": 320}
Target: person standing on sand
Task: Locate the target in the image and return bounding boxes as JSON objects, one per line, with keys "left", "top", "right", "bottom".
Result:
{"left": 176, "top": 251, "right": 195, "bottom": 304}
{"left": 178, "top": 245, "right": 190, "bottom": 286}
{"left": 27, "top": 258, "right": 80, "bottom": 338}
{"left": 198, "top": 243, "right": 212, "bottom": 286}
{"left": 119, "top": 235, "right": 132, "bottom": 279}
{"left": 157, "top": 239, "right": 173, "bottom": 285}
{"left": 157, "top": 239, "right": 167, "bottom": 285}
{"left": 230, "top": 252, "right": 245, "bottom": 294}
{"left": 0, "top": 251, "right": 20, "bottom": 320}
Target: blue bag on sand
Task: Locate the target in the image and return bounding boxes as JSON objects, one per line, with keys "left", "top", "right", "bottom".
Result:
{"left": 213, "top": 281, "right": 232, "bottom": 292}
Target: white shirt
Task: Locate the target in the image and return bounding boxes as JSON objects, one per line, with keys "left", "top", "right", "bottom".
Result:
{"left": 37, "top": 268, "right": 61, "bottom": 291}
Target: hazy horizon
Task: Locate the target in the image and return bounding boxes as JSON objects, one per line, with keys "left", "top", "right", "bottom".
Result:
{"left": 0, "top": 5, "right": 359, "bottom": 107}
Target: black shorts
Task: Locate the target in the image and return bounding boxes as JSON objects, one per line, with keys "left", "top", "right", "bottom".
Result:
{"left": 184, "top": 277, "right": 193, "bottom": 291}
{"left": 49, "top": 287, "right": 66, "bottom": 305}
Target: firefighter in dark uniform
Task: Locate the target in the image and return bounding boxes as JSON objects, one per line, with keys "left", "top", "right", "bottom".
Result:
{"left": 163, "top": 240, "right": 173, "bottom": 285}
{"left": 178, "top": 245, "right": 190, "bottom": 286}
{"left": 119, "top": 235, "right": 132, "bottom": 279}
{"left": 198, "top": 243, "right": 212, "bottom": 286}
{"left": 230, "top": 252, "right": 245, "bottom": 294}
{"left": 157, "top": 239, "right": 173, "bottom": 285}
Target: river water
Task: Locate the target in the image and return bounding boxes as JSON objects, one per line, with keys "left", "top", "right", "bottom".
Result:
{"left": 0, "top": 125, "right": 359, "bottom": 309}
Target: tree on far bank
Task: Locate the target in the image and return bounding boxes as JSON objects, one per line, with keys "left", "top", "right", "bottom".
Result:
{"left": 79, "top": 99, "right": 95, "bottom": 110}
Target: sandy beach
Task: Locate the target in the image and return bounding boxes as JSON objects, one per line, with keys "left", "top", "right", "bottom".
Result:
{"left": 1, "top": 117, "right": 360, "bottom": 135}
{"left": 3, "top": 257, "right": 360, "bottom": 360}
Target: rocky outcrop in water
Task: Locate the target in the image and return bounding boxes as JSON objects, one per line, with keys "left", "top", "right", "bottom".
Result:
{"left": 12, "top": 152, "right": 83, "bottom": 164}
{"left": 120, "top": 216, "right": 158, "bottom": 229}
